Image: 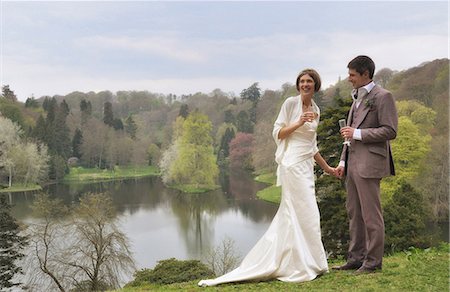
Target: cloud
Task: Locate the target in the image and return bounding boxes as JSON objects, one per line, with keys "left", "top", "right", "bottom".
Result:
{"left": 77, "top": 35, "right": 207, "bottom": 63}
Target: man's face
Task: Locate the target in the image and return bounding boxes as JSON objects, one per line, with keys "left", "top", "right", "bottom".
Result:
{"left": 348, "top": 68, "right": 370, "bottom": 89}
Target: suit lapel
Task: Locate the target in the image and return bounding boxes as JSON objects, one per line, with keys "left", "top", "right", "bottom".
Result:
{"left": 347, "top": 102, "right": 356, "bottom": 126}
{"left": 353, "top": 85, "right": 380, "bottom": 128}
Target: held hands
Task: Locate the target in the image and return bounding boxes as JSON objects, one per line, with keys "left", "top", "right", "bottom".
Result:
{"left": 335, "top": 166, "right": 345, "bottom": 179}
{"left": 323, "top": 166, "right": 345, "bottom": 179}
{"left": 324, "top": 166, "right": 341, "bottom": 178}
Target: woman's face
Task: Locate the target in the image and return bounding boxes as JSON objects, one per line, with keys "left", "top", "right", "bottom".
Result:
{"left": 299, "top": 74, "right": 315, "bottom": 96}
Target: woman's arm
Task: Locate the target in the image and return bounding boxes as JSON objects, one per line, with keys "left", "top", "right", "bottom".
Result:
{"left": 278, "top": 112, "right": 314, "bottom": 140}
{"left": 314, "top": 151, "right": 335, "bottom": 175}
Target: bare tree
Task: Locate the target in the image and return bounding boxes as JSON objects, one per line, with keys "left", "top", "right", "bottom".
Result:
{"left": 24, "top": 192, "right": 136, "bottom": 291}
{"left": 204, "top": 237, "right": 241, "bottom": 276}
{"left": 66, "top": 193, "right": 136, "bottom": 291}
{"left": 25, "top": 193, "right": 69, "bottom": 291}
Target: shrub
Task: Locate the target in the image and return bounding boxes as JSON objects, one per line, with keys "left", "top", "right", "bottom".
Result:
{"left": 126, "top": 258, "right": 214, "bottom": 286}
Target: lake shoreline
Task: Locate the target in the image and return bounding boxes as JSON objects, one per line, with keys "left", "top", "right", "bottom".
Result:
{"left": 0, "top": 165, "right": 160, "bottom": 193}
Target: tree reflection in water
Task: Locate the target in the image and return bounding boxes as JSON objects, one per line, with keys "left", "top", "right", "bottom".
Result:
{"left": 10, "top": 173, "right": 278, "bottom": 282}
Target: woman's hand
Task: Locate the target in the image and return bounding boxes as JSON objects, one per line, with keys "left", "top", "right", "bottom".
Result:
{"left": 297, "top": 112, "right": 315, "bottom": 127}
{"left": 324, "top": 166, "right": 336, "bottom": 176}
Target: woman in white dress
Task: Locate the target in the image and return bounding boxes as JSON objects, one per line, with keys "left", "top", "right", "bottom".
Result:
{"left": 198, "top": 69, "right": 334, "bottom": 287}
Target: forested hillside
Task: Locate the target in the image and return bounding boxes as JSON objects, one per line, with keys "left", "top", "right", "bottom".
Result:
{"left": 1, "top": 59, "right": 448, "bottom": 226}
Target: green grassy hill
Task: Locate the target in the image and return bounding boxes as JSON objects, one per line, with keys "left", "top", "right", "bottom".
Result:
{"left": 116, "top": 244, "right": 448, "bottom": 291}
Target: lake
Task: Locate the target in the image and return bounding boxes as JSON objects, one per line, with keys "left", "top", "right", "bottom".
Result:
{"left": 10, "top": 171, "right": 278, "bottom": 282}
{"left": 8, "top": 171, "right": 448, "bottom": 286}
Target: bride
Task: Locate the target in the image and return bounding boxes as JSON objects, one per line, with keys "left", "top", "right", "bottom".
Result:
{"left": 198, "top": 68, "right": 334, "bottom": 287}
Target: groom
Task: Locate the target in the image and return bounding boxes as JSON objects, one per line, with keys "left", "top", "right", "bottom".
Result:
{"left": 334, "top": 55, "right": 398, "bottom": 274}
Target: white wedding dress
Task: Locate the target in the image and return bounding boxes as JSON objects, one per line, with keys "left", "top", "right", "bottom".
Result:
{"left": 198, "top": 96, "right": 328, "bottom": 287}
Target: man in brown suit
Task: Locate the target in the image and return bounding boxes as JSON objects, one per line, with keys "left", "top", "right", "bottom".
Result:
{"left": 333, "top": 55, "right": 398, "bottom": 274}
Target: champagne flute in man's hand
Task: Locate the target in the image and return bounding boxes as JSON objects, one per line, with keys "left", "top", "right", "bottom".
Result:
{"left": 338, "top": 119, "right": 351, "bottom": 146}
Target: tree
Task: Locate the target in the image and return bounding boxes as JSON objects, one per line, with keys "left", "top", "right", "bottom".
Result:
{"left": 0, "top": 117, "right": 23, "bottom": 187}
{"left": 25, "top": 96, "right": 40, "bottom": 108}
{"left": 67, "top": 193, "right": 136, "bottom": 291}
{"left": 170, "top": 111, "right": 219, "bottom": 189}
{"left": 381, "top": 116, "right": 431, "bottom": 201}
{"left": 236, "top": 110, "right": 253, "bottom": 133}
{"left": 374, "top": 68, "right": 394, "bottom": 88}
{"left": 0, "top": 195, "right": 27, "bottom": 289}
{"left": 112, "top": 118, "right": 124, "bottom": 130}
{"left": 218, "top": 127, "right": 235, "bottom": 158}
{"left": 25, "top": 192, "right": 136, "bottom": 291}
{"left": 147, "top": 143, "right": 161, "bottom": 166}
{"left": 32, "top": 115, "right": 46, "bottom": 142}
{"left": 125, "top": 115, "right": 138, "bottom": 139}
{"left": 178, "top": 103, "right": 189, "bottom": 118}
{"left": 229, "top": 132, "right": 254, "bottom": 170}
{"left": 1, "top": 85, "right": 17, "bottom": 102}
{"left": 80, "top": 99, "right": 92, "bottom": 124}
{"left": 0, "top": 103, "right": 25, "bottom": 129}
{"left": 72, "top": 128, "right": 83, "bottom": 159}
{"left": 240, "top": 82, "right": 261, "bottom": 104}
{"left": 103, "top": 101, "right": 114, "bottom": 127}
{"left": 8, "top": 142, "right": 49, "bottom": 186}
{"left": 384, "top": 182, "right": 432, "bottom": 252}
{"left": 25, "top": 193, "right": 69, "bottom": 291}
{"left": 49, "top": 154, "right": 68, "bottom": 181}
{"left": 315, "top": 95, "right": 353, "bottom": 257}
{"left": 204, "top": 237, "right": 241, "bottom": 276}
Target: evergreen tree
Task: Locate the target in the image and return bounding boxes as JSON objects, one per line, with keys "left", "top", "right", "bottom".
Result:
{"left": 384, "top": 182, "right": 432, "bottom": 252}
{"left": 240, "top": 82, "right": 261, "bottom": 104}
{"left": 236, "top": 110, "right": 253, "bottom": 133}
{"left": 315, "top": 95, "right": 353, "bottom": 257}
{"left": 32, "top": 115, "right": 47, "bottom": 143}
{"left": 103, "top": 102, "right": 114, "bottom": 127}
{"left": 53, "top": 102, "right": 71, "bottom": 159}
{"left": 80, "top": 99, "right": 92, "bottom": 124}
{"left": 60, "top": 100, "right": 70, "bottom": 116}
{"left": 0, "top": 195, "right": 27, "bottom": 289}
{"left": 1, "top": 85, "right": 17, "bottom": 102}
{"left": 125, "top": 115, "right": 138, "bottom": 139}
{"left": 72, "top": 128, "right": 83, "bottom": 158}
{"left": 224, "top": 109, "right": 234, "bottom": 124}
{"left": 178, "top": 104, "right": 189, "bottom": 118}
{"left": 112, "top": 118, "right": 124, "bottom": 130}
{"left": 25, "top": 96, "right": 39, "bottom": 108}
{"left": 219, "top": 127, "right": 235, "bottom": 158}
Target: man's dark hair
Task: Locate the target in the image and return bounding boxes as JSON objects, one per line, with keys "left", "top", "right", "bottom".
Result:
{"left": 348, "top": 55, "right": 376, "bottom": 79}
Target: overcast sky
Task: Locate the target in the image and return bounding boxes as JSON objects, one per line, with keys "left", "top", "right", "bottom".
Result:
{"left": 1, "top": 1, "right": 448, "bottom": 101}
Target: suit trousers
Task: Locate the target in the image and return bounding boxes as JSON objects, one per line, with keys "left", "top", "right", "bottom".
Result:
{"left": 345, "top": 155, "right": 384, "bottom": 269}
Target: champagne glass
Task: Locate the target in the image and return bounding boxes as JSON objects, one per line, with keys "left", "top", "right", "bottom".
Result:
{"left": 304, "top": 105, "right": 318, "bottom": 132}
{"left": 338, "top": 119, "right": 351, "bottom": 146}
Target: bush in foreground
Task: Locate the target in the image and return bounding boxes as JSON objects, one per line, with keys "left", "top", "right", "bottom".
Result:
{"left": 125, "top": 258, "right": 214, "bottom": 286}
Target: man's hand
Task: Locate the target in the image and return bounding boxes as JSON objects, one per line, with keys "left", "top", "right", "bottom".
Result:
{"left": 335, "top": 166, "right": 345, "bottom": 179}
{"left": 340, "top": 126, "right": 355, "bottom": 140}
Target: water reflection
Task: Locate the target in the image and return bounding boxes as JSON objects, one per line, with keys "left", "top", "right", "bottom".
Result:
{"left": 10, "top": 172, "right": 278, "bottom": 275}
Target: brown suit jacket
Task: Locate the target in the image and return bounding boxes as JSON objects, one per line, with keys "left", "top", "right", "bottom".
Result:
{"left": 340, "top": 85, "right": 398, "bottom": 178}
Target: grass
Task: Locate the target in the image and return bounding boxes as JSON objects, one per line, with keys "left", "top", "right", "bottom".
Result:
{"left": 114, "top": 244, "right": 449, "bottom": 291}
{"left": 63, "top": 165, "right": 160, "bottom": 182}
{"left": 0, "top": 183, "right": 42, "bottom": 193}
{"left": 255, "top": 172, "right": 281, "bottom": 204}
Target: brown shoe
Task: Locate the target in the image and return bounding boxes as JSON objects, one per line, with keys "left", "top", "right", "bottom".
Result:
{"left": 332, "top": 262, "right": 362, "bottom": 270}
{"left": 354, "top": 266, "right": 381, "bottom": 275}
